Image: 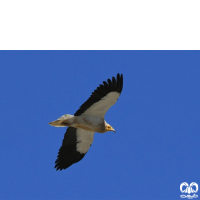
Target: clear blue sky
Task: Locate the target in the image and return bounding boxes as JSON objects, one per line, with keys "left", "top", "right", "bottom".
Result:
{"left": 0, "top": 51, "right": 200, "bottom": 200}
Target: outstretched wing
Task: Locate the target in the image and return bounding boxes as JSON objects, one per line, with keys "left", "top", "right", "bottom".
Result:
{"left": 55, "top": 127, "right": 94, "bottom": 170}
{"left": 74, "top": 73, "right": 123, "bottom": 118}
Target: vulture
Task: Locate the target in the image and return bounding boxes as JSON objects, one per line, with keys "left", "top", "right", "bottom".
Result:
{"left": 49, "top": 73, "right": 123, "bottom": 170}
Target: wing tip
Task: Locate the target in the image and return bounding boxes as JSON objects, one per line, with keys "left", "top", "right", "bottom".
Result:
{"left": 115, "top": 73, "right": 123, "bottom": 94}
{"left": 54, "top": 145, "right": 86, "bottom": 171}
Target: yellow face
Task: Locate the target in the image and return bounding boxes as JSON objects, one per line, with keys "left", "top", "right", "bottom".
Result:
{"left": 106, "top": 125, "right": 115, "bottom": 132}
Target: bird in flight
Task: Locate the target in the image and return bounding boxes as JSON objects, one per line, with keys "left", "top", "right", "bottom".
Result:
{"left": 49, "top": 73, "right": 123, "bottom": 170}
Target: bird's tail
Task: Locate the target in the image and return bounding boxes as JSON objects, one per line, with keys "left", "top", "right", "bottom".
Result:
{"left": 49, "top": 114, "right": 74, "bottom": 127}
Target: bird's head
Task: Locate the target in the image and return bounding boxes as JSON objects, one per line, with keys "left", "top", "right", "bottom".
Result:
{"left": 105, "top": 124, "right": 116, "bottom": 133}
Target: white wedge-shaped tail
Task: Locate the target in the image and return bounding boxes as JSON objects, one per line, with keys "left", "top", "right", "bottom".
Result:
{"left": 49, "top": 114, "right": 74, "bottom": 127}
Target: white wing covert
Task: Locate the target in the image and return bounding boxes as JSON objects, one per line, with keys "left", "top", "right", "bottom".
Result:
{"left": 74, "top": 73, "right": 123, "bottom": 118}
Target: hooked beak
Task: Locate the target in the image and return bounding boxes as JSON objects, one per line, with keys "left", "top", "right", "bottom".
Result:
{"left": 111, "top": 127, "right": 116, "bottom": 133}
{"left": 106, "top": 125, "right": 116, "bottom": 133}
